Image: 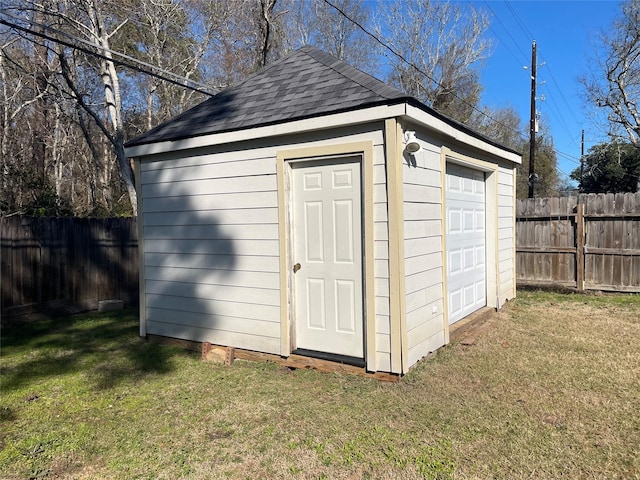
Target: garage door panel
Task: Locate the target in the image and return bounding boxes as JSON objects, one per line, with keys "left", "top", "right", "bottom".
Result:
{"left": 476, "top": 280, "right": 486, "bottom": 301}
{"left": 450, "top": 290, "right": 462, "bottom": 317}
{"left": 446, "top": 164, "right": 487, "bottom": 325}
{"left": 463, "top": 211, "right": 474, "bottom": 232}
{"left": 477, "top": 246, "right": 485, "bottom": 267}
{"left": 463, "top": 247, "right": 474, "bottom": 270}
{"left": 449, "top": 208, "right": 462, "bottom": 232}
{"left": 476, "top": 211, "right": 485, "bottom": 231}
{"left": 463, "top": 284, "right": 475, "bottom": 307}
{"left": 463, "top": 177, "right": 475, "bottom": 193}
{"left": 449, "top": 248, "right": 462, "bottom": 274}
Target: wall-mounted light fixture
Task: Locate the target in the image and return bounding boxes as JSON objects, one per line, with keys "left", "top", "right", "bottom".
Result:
{"left": 404, "top": 131, "right": 421, "bottom": 154}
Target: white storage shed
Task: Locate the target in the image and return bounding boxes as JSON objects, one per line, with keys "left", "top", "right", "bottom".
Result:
{"left": 125, "top": 46, "right": 521, "bottom": 375}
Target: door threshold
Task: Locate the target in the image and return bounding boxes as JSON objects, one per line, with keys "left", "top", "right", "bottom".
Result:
{"left": 292, "top": 349, "right": 365, "bottom": 368}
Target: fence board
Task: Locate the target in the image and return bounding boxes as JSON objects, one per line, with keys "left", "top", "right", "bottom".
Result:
{"left": 516, "top": 193, "right": 640, "bottom": 292}
{"left": 516, "top": 196, "right": 578, "bottom": 285}
{"left": 1, "top": 216, "right": 138, "bottom": 316}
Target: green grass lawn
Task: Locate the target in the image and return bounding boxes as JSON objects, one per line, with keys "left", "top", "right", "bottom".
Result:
{"left": 1, "top": 290, "right": 639, "bottom": 479}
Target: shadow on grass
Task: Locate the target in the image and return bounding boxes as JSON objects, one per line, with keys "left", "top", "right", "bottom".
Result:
{"left": 1, "top": 308, "right": 191, "bottom": 392}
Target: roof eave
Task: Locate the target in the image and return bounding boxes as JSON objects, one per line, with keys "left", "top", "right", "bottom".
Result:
{"left": 402, "top": 101, "right": 523, "bottom": 164}
{"left": 125, "top": 99, "right": 521, "bottom": 165}
{"left": 124, "top": 102, "right": 408, "bottom": 158}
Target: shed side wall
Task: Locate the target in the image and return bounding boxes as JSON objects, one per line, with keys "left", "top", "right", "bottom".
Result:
{"left": 140, "top": 146, "right": 281, "bottom": 353}
{"left": 497, "top": 163, "right": 517, "bottom": 305}
{"left": 400, "top": 132, "right": 447, "bottom": 368}
{"left": 399, "top": 130, "right": 519, "bottom": 370}
{"left": 138, "top": 125, "right": 392, "bottom": 365}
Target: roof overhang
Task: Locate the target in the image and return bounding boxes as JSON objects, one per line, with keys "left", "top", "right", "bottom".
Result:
{"left": 125, "top": 104, "right": 405, "bottom": 158}
{"left": 125, "top": 102, "right": 521, "bottom": 165}
{"left": 402, "top": 103, "right": 522, "bottom": 164}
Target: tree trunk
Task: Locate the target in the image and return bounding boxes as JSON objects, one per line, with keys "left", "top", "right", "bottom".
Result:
{"left": 52, "top": 102, "right": 62, "bottom": 198}
{"left": 258, "top": 0, "right": 276, "bottom": 69}
{"left": 32, "top": 8, "right": 50, "bottom": 181}
{"left": 0, "top": 46, "right": 9, "bottom": 187}
{"left": 86, "top": 0, "right": 137, "bottom": 215}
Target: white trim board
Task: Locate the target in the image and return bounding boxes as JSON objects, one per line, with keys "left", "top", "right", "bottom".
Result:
{"left": 126, "top": 103, "right": 521, "bottom": 166}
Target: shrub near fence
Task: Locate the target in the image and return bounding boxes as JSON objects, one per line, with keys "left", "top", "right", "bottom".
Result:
{"left": 1, "top": 216, "right": 138, "bottom": 316}
{"left": 516, "top": 193, "right": 640, "bottom": 292}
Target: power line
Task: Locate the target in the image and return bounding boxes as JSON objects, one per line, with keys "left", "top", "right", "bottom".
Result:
{"left": 539, "top": 51, "right": 582, "bottom": 125}
{"left": 320, "top": 0, "right": 528, "bottom": 146}
{"left": 3, "top": 1, "right": 591, "bottom": 183}
{"left": 538, "top": 81, "right": 578, "bottom": 146}
{"left": 4, "top": 1, "right": 547, "bottom": 156}
{"left": 0, "top": 12, "right": 217, "bottom": 96}
{"left": 503, "top": 0, "right": 535, "bottom": 42}
{"left": 472, "top": 3, "right": 587, "bottom": 182}
{"left": 483, "top": 0, "right": 529, "bottom": 65}
{"left": 497, "top": 5, "right": 584, "bottom": 152}
{"left": 322, "top": 0, "right": 591, "bottom": 190}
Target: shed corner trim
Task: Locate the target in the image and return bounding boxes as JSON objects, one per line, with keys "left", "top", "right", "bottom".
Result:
{"left": 384, "top": 118, "right": 408, "bottom": 374}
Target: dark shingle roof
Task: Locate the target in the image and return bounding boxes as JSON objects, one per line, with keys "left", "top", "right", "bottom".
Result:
{"left": 126, "top": 46, "right": 411, "bottom": 147}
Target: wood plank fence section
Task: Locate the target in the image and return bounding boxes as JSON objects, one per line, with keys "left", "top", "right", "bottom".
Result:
{"left": 516, "top": 193, "right": 640, "bottom": 292}
{"left": 1, "top": 216, "right": 138, "bottom": 316}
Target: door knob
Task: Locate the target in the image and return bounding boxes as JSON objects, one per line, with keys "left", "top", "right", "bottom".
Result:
{"left": 293, "top": 263, "right": 301, "bottom": 273}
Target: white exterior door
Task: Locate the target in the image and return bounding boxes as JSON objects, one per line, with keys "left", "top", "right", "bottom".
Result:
{"left": 291, "top": 157, "right": 363, "bottom": 358}
{"left": 446, "top": 163, "right": 487, "bottom": 325}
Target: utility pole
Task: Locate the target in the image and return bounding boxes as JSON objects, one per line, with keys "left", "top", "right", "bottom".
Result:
{"left": 580, "top": 129, "right": 585, "bottom": 192}
{"left": 528, "top": 40, "right": 537, "bottom": 199}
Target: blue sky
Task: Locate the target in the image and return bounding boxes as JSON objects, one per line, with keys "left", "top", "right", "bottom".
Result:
{"left": 465, "top": 0, "right": 620, "bottom": 185}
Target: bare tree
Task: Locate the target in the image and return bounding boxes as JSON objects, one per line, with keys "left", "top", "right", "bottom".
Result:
{"left": 471, "top": 105, "right": 524, "bottom": 151}
{"left": 199, "top": 0, "right": 285, "bottom": 87}
{"left": 257, "top": 0, "right": 279, "bottom": 69}
{"left": 1, "top": 0, "right": 292, "bottom": 216}
{"left": 58, "top": 0, "right": 137, "bottom": 214}
{"left": 516, "top": 120, "right": 559, "bottom": 199}
{"left": 378, "top": 0, "right": 492, "bottom": 124}
{"left": 582, "top": 0, "right": 640, "bottom": 145}
{"left": 117, "top": 0, "right": 210, "bottom": 134}
{"left": 0, "top": 10, "right": 67, "bottom": 215}
{"left": 31, "top": 4, "right": 52, "bottom": 181}
{"left": 284, "top": 0, "right": 379, "bottom": 73}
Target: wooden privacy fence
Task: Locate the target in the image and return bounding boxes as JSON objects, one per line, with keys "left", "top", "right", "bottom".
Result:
{"left": 1, "top": 216, "right": 138, "bottom": 316}
{"left": 516, "top": 193, "right": 640, "bottom": 292}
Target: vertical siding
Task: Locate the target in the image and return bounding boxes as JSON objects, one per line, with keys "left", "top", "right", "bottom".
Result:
{"left": 402, "top": 141, "right": 446, "bottom": 367}
{"left": 497, "top": 163, "right": 516, "bottom": 305}
{"left": 139, "top": 148, "right": 282, "bottom": 354}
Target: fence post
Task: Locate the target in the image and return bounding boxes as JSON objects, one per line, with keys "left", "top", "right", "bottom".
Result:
{"left": 576, "top": 203, "right": 585, "bottom": 291}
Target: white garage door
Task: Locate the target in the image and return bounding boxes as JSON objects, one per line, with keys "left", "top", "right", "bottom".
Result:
{"left": 446, "top": 163, "right": 487, "bottom": 325}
